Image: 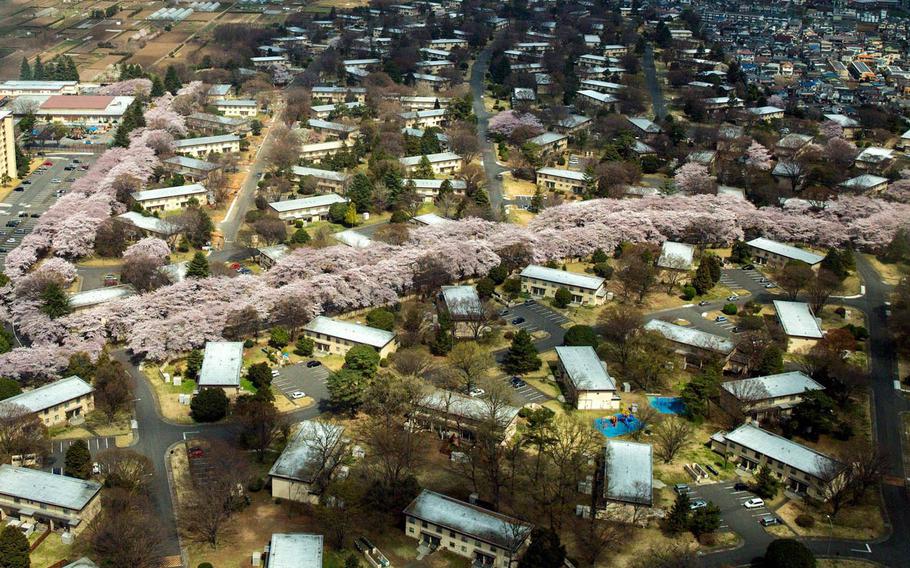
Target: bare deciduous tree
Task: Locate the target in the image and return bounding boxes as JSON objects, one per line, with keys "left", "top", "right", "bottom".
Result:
{"left": 0, "top": 403, "right": 47, "bottom": 463}
{"left": 653, "top": 416, "right": 693, "bottom": 463}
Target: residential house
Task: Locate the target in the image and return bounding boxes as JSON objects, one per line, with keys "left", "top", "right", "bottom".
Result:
{"left": 399, "top": 152, "right": 462, "bottom": 176}
{"left": 526, "top": 132, "right": 568, "bottom": 155}
{"left": 627, "top": 117, "right": 662, "bottom": 137}
{"left": 0, "top": 375, "right": 94, "bottom": 427}
{"left": 0, "top": 465, "right": 102, "bottom": 533}
{"left": 409, "top": 178, "right": 467, "bottom": 201}
{"left": 300, "top": 140, "right": 354, "bottom": 163}
{"left": 403, "top": 490, "right": 532, "bottom": 567}
{"left": 602, "top": 441, "right": 653, "bottom": 507}
{"left": 131, "top": 183, "right": 207, "bottom": 212}
{"left": 185, "top": 112, "right": 250, "bottom": 135}
{"left": 306, "top": 119, "right": 358, "bottom": 140}
{"left": 268, "top": 194, "right": 348, "bottom": 223}
{"left": 215, "top": 99, "right": 259, "bottom": 117}
{"left": 745, "top": 237, "right": 824, "bottom": 268}
{"left": 554, "top": 114, "right": 592, "bottom": 135}
{"left": 519, "top": 265, "right": 607, "bottom": 306}
{"left": 198, "top": 341, "right": 244, "bottom": 395}
{"left": 554, "top": 346, "right": 619, "bottom": 410}
{"left": 400, "top": 109, "right": 447, "bottom": 129}
{"left": 269, "top": 421, "right": 346, "bottom": 503}
{"left": 258, "top": 244, "right": 290, "bottom": 269}
{"left": 657, "top": 242, "right": 695, "bottom": 270}
{"left": 302, "top": 316, "right": 398, "bottom": 358}
{"left": 163, "top": 156, "right": 222, "bottom": 182}
{"left": 264, "top": 533, "right": 323, "bottom": 568}
{"left": 773, "top": 300, "right": 823, "bottom": 339}
{"left": 709, "top": 424, "right": 843, "bottom": 500}
{"left": 414, "top": 390, "right": 521, "bottom": 441}
{"left": 577, "top": 89, "right": 618, "bottom": 110}
{"left": 174, "top": 134, "right": 241, "bottom": 158}
{"left": 535, "top": 167, "right": 586, "bottom": 195}
{"left": 439, "top": 285, "right": 484, "bottom": 338}
{"left": 839, "top": 174, "right": 888, "bottom": 193}
{"left": 643, "top": 319, "right": 737, "bottom": 370}
{"left": 854, "top": 147, "right": 894, "bottom": 172}
{"left": 824, "top": 114, "right": 860, "bottom": 138}
{"left": 311, "top": 86, "right": 366, "bottom": 104}
{"left": 748, "top": 106, "right": 785, "bottom": 121}
{"left": 719, "top": 371, "right": 825, "bottom": 423}
{"left": 291, "top": 166, "right": 350, "bottom": 193}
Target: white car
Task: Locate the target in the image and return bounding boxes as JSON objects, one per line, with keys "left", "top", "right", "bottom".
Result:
{"left": 290, "top": 391, "right": 306, "bottom": 400}
{"left": 727, "top": 295, "right": 739, "bottom": 302}
{"left": 468, "top": 387, "right": 485, "bottom": 398}
{"left": 743, "top": 498, "right": 765, "bottom": 509}
{"left": 91, "top": 462, "right": 101, "bottom": 475}
{"left": 271, "top": 369, "right": 280, "bottom": 377}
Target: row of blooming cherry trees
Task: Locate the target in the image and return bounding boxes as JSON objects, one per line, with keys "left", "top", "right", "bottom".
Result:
{"left": 0, "top": 189, "right": 907, "bottom": 378}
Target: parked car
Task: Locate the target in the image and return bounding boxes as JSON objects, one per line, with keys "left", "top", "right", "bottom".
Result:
{"left": 744, "top": 498, "right": 765, "bottom": 509}
{"left": 29, "top": 213, "right": 40, "bottom": 218}
{"left": 715, "top": 316, "right": 728, "bottom": 323}
{"left": 43, "top": 161, "right": 52, "bottom": 166}
{"left": 271, "top": 369, "right": 280, "bottom": 377}
{"left": 511, "top": 317, "right": 525, "bottom": 325}
{"left": 673, "top": 483, "right": 691, "bottom": 495}
{"left": 759, "top": 515, "right": 781, "bottom": 527}
{"left": 6, "top": 238, "right": 15, "bottom": 244}
{"left": 764, "top": 283, "right": 776, "bottom": 289}
{"left": 14, "top": 229, "right": 25, "bottom": 235}
{"left": 524, "top": 299, "right": 535, "bottom": 305}
{"left": 726, "top": 295, "right": 739, "bottom": 302}
{"left": 92, "top": 462, "right": 101, "bottom": 475}
{"left": 51, "top": 178, "right": 61, "bottom": 183}
{"left": 689, "top": 499, "right": 708, "bottom": 510}
{"left": 13, "top": 186, "right": 23, "bottom": 192}
{"left": 498, "top": 308, "right": 509, "bottom": 316}
{"left": 187, "top": 447, "right": 204, "bottom": 458}
{"left": 468, "top": 387, "right": 485, "bottom": 398}
{"left": 510, "top": 376, "right": 527, "bottom": 388}
{"left": 698, "top": 301, "right": 710, "bottom": 306}
{"left": 0, "top": 248, "right": 8, "bottom": 253}
{"left": 290, "top": 391, "right": 306, "bottom": 400}
{"left": 742, "top": 264, "right": 755, "bottom": 270}
{"left": 306, "top": 360, "right": 321, "bottom": 368}
{"left": 103, "top": 274, "right": 119, "bottom": 286}
{"left": 733, "top": 482, "right": 750, "bottom": 491}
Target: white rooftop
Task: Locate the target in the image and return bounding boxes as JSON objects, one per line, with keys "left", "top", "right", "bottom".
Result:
{"left": 304, "top": 316, "right": 395, "bottom": 349}
{"left": 555, "top": 346, "right": 615, "bottom": 391}
{"left": 399, "top": 152, "right": 461, "bottom": 167}
{"left": 333, "top": 229, "right": 372, "bottom": 249}
{"left": 267, "top": 533, "right": 323, "bottom": 568}
{"left": 657, "top": 242, "right": 695, "bottom": 269}
{"left": 198, "top": 341, "right": 244, "bottom": 387}
{"left": 840, "top": 174, "right": 888, "bottom": 190}
{"left": 0, "top": 465, "right": 101, "bottom": 511}
{"left": 520, "top": 265, "right": 605, "bottom": 291}
{"left": 577, "top": 89, "right": 618, "bottom": 104}
{"left": 269, "top": 193, "right": 347, "bottom": 213}
{"left": 644, "top": 319, "right": 734, "bottom": 354}
{"left": 723, "top": 423, "right": 840, "bottom": 478}
{"left": 269, "top": 420, "right": 345, "bottom": 482}
{"left": 131, "top": 183, "right": 206, "bottom": 202}
{"left": 773, "top": 301, "right": 823, "bottom": 339}
{"left": 68, "top": 285, "right": 135, "bottom": 309}
{"left": 721, "top": 371, "right": 824, "bottom": 401}
{"left": 604, "top": 441, "right": 653, "bottom": 506}
{"left": 627, "top": 116, "right": 661, "bottom": 133}
{"left": 412, "top": 213, "right": 449, "bottom": 225}
{"left": 174, "top": 134, "right": 240, "bottom": 147}
{"left": 745, "top": 237, "right": 824, "bottom": 265}
{"left": 0, "top": 376, "right": 93, "bottom": 414}
{"left": 116, "top": 212, "right": 179, "bottom": 235}
{"left": 536, "top": 167, "right": 586, "bottom": 182}
{"left": 441, "top": 285, "right": 482, "bottom": 317}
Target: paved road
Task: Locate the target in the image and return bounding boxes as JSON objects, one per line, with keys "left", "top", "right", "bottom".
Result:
{"left": 112, "top": 349, "right": 323, "bottom": 558}
{"left": 642, "top": 44, "right": 667, "bottom": 120}
{"left": 469, "top": 43, "right": 507, "bottom": 212}
{"left": 702, "top": 255, "right": 906, "bottom": 566}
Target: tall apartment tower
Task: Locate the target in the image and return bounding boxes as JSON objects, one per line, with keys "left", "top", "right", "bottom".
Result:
{"left": 0, "top": 111, "right": 17, "bottom": 182}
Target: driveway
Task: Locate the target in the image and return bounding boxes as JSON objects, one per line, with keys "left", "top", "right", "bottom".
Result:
{"left": 272, "top": 362, "right": 330, "bottom": 403}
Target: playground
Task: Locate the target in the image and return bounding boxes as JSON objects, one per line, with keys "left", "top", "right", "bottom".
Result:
{"left": 594, "top": 396, "right": 686, "bottom": 438}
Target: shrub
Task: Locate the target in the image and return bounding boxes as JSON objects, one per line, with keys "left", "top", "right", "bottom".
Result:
{"left": 795, "top": 514, "right": 815, "bottom": 528}
{"left": 553, "top": 287, "right": 573, "bottom": 309}
{"left": 366, "top": 308, "right": 395, "bottom": 331}
{"left": 198, "top": 563, "right": 214, "bottom": 568}
{"left": 243, "top": 339, "right": 254, "bottom": 349}
{"left": 593, "top": 262, "right": 614, "bottom": 279}
{"left": 722, "top": 303, "right": 738, "bottom": 315}
{"left": 503, "top": 331, "right": 514, "bottom": 340}
{"left": 390, "top": 210, "right": 409, "bottom": 223}
{"left": 246, "top": 477, "right": 264, "bottom": 492}
{"left": 294, "top": 336, "right": 314, "bottom": 357}
{"left": 833, "top": 421, "right": 854, "bottom": 441}
{"left": 269, "top": 326, "right": 290, "bottom": 349}
{"left": 563, "top": 325, "right": 598, "bottom": 347}
{"left": 379, "top": 358, "right": 389, "bottom": 368}
{"left": 190, "top": 388, "right": 229, "bottom": 422}
{"left": 764, "top": 539, "right": 815, "bottom": 568}
{"left": 682, "top": 285, "right": 696, "bottom": 300}
{"left": 834, "top": 306, "right": 847, "bottom": 318}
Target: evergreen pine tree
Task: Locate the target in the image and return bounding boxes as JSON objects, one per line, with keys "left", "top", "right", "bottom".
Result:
{"left": 40, "top": 282, "right": 71, "bottom": 319}
{"left": 529, "top": 187, "right": 543, "bottom": 213}
{"left": 415, "top": 155, "right": 435, "bottom": 179}
{"left": 185, "top": 349, "right": 204, "bottom": 380}
{"left": 150, "top": 75, "right": 165, "bottom": 97}
{"left": 19, "top": 58, "right": 31, "bottom": 81}
{"left": 164, "top": 65, "right": 182, "bottom": 95}
{"left": 32, "top": 56, "right": 44, "bottom": 80}
{"left": 65, "top": 56, "right": 79, "bottom": 81}
{"left": 692, "top": 261, "right": 714, "bottom": 295}
{"left": 753, "top": 465, "right": 781, "bottom": 499}
{"left": 430, "top": 310, "right": 454, "bottom": 355}
{"left": 186, "top": 251, "right": 210, "bottom": 279}
{"left": 64, "top": 439, "right": 92, "bottom": 479}
{"left": 501, "top": 329, "right": 541, "bottom": 374}
{"left": 0, "top": 524, "right": 30, "bottom": 568}
{"left": 665, "top": 492, "right": 691, "bottom": 533}
{"left": 346, "top": 173, "right": 374, "bottom": 212}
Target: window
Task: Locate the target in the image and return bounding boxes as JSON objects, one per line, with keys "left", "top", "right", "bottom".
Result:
{"left": 422, "top": 521, "right": 428, "bottom": 528}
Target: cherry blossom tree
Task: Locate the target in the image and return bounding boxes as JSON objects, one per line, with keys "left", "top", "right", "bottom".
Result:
{"left": 673, "top": 162, "right": 716, "bottom": 194}
{"left": 98, "top": 79, "right": 153, "bottom": 96}
{"left": 123, "top": 238, "right": 171, "bottom": 264}
{"left": 824, "top": 137, "right": 858, "bottom": 168}
{"left": 820, "top": 120, "right": 844, "bottom": 140}
{"left": 488, "top": 110, "right": 544, "bottom": 138}
{"left": 745, "top": 141, "right": 772, "bottom": 170}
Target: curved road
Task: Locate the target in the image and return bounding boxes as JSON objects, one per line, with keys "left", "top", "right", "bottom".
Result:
{"left": 114, "top": 350, "right": 321, "bottom": 557}
{"left": 702, "top": 255, "right": 906, "bottom": 567}
{"left": 469, "top": 43, "right": 507, "bottom": 212}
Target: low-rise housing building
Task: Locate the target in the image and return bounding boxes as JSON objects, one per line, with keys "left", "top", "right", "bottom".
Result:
{"left": 603, "top": 441, "right": 653, "bottom": 507}
{"left": 0, "top": 80, "right": 80, "bottom": 96}
{"left": 657, "top": 242, "right": 695, "bottom": 270}
{"left": 198, "top": 341, "right": 244, "bottom": 394}
{"left": 439, "top": 285, "right": 484, "bottom": 338}
{"left": 644, "top": 319, "right": 736, "bottom": 370}
{"left": 535, "top": 167, "right": 586, "bottom": 195}
{"left": 854, "top": 146, "right": 894, "bottom": 172}
{"left": 840, "top": 174, "right": 888, "bottom": 193}
{"left": 215, "top": 99, "right": 259, "bottom": 117}
{"left": 554, "top": 346, "right": 619, "bottom": 410}
{"left": 174, "top": 134, "right": 241, "bottom": 158}
{"left": 163, "top": 156, "right": 222, "bottom": 182}
{"left": 745, "top": 237, "right": 824, "bottom": 267}
{"left": 400, "top": 109, "right": 447, "bottom": 129}
{"left": 264, "top": 533, "right": 323, "bottom": 568}
{"left": 302, "top": 316, "right": 398, "bottom": 358}
{"left": 131, "top": 183, "right": 207, "bottom": 212}
{"left": 409, "top": 178, "right": 467, "bottom": 201}
{"left": 519, "top": 265, "right": 607, "bottom": 306}
{"left": 291, "top": 166, "right": 350, "bottom": 193}
{"left": 415, "top": 390, "right": 521, "bottom": 441}
{"left": 0, "top": 375, "right": 94, "bottom": 427}
{"left": 68, "top": 285, "right": 135, "bottom": 312}
{"left": 258, "top": 244, "right": 289, "bottom": 269}
{"left": 185, "top": 112, "right": 250, "bottom": 135}
{"left": 306, "top": 118, "right": 358, "bottom": 140}
{"left": 0, "top": 465, "right": 102, "bottom": 532}
{"left": 403, "top": 490, "right": 532, "bottom": 567}
{"left": 748, "top": 106, "right": 785, "bottom": 120}
{"left": 300, "top": 140, "right": 354, "bottom": 163}
{"left": 773, "top": 300, "right": 823, "bottom": 339}
{"left": 577, "top": 89, "right": 618, "bottom": 109}
{"left": 709, "top": 424, "right": 842, "bottom": 500}
{"left": 399, "top": 152, "right": 462, "bottom": 176}
{"left": 268, "top": 193, "right": 348, "bottom": 223}
{"left": 719, "top": 371, "right": 824, "bottom": 423}
{"left": 526, "top": 132, "right": 568, "bottom": 154}
{"left": 311, "top": 86, "right": 366, "bottom": 104}
{"left": 269, "top": 421, "right": 346, "bottom": 503}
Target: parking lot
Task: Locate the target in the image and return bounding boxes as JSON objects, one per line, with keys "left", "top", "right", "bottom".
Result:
{"left": 684, "top": 481, "right": 777, "bottom": 548}
{"left": 45, "top": 436, "right": 117, "bottom": 473}
{"left": 501, "top": 375, "right": 550, "bottom": 404}
{"left": 272, "top": 361, "right": 330, "bottom": 403}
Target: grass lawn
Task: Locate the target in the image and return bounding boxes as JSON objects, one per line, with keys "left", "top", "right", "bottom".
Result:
{"left": 29, "top": 532, "right": 73, "bottom": 567}
{"left": 862, "top": 254, "right": 907, "bottom": 285}
{"left": 818, "top": 561, "right": 884, "bottom": 568}
{"left": 142, "top": 363, "right": 195, "bottom": 423}
{"left": 48, "top": 410, "right": 134, "bottom": 446}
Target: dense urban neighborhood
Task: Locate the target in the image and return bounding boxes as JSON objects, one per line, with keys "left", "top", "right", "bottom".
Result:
{"left": 1, "top": 0, "right": 910, "bottom": 567}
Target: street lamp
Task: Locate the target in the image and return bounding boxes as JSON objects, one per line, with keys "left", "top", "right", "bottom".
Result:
{"left": 826, "top": 514, "right": 833, "bottom": 557}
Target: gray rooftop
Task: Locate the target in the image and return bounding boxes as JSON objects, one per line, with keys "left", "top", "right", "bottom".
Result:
{"left": 164, "top": 156, "right": 220, "bottom": 172}
{"left": 0, "top": 465, "right": 101, "bottom": 510}
{"left": 555, "top": 346, "right": 615, "bottom": 391}
{"left": 604, "top": 441, "right": 653, "bottom": 506}
{"left": 627, "top": 117, "right": 661, "bottom": 133}
{"left": 536, "top": 167, "right": 586, "bottom": 182}
{"left": 68, "top": 285, "right": 135, "bottom": 309}
{"left": 269, "top": 193, "right": 347, "bottom": 213}
{"left": 721, "top": 371, "right": 824, "bottom": 401}
{"left": 421, "top": 390, "right": 520, "bottom": 425}
{"left": 840, "top": 174, "right": 888, "bottom": 190}
{"left": 404, "top": 490, "right": 531, "bottom": 550}
{"left": 745, "top": 237, "right": 824, "bottom": 265}
{"left": 333, "top": 230, "right": 372, "bottom": 249}
{"left": 399, "top": 152, "right": 462, "bottom": 167}
{"left": 657, "top": 242, "right": 695, "bottom": 269}
{"left": 259, "top": 244, "right": 289, "bottom": 263}
{"left": 773, "top": 301, "right": 823, "bottom": 339}
{"left": 520, "top": 265, "right": 605, "bottom": 291}
{"left": 267, "top": 533, "right": 323, "bottom": 568}
{"left": 441, "top": 285, "right": 483, "bottom": 317}
{"left": 307, "top": 118, "right": 357, "bottom": 132}
{"left": 723, "top": 424, "right": 840, "bottom": 479}
{"left": 409, "top": 179, "right": 466, "bottom": 190}
{"left": 131, "top": 183, "right": 206, "bottom": 202}
{"left": 217, "top": 99, "right": 257, "bottom": 107}
{"left": 0, "top": 376, "right": 93, "bottom": 414}
{"left": 198, "top": 341, "right": 244, "bottom": 387}
{"left": 644, "top": 319, "right": 734, "bottom": 354}
{"left": 578, "top": 89, "right": 618, "bottom": 104}
{"left": 269, "top": 421, "right": 345, "bottom": 483}
{"left": 413, "top": 213, "right": 449, "bottom": 226}
{"left": 303, "top": 316, "right": 395, "bottom": 349}
{"left": 527, "top": 132, "right": 567, "bottom": 146}
{"left": 291, "top": 166, "right": 350, "bottom": 183}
